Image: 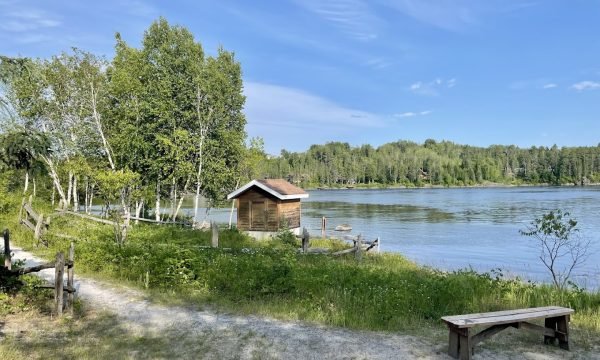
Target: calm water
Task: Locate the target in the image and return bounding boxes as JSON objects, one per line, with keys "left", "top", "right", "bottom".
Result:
{"left": 186, "top": 186, "right": 600, "bottom": 289}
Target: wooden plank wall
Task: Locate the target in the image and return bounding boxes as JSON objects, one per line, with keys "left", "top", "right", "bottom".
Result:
{"left": 236, "top": 187, "right": 303, "bottom": 232}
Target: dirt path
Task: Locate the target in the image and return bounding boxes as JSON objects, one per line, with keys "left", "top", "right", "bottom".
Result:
{"left": 10, "top": 248, "right": 596, "bottom": 360}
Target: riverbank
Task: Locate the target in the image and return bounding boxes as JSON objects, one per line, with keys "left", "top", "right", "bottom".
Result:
{"left": 4, "top": 247, "right": 600, "bottom": 359}
{"left": 306, "top": 181, "right": 600, "bottom": 191}
{"left": 2, "top": 195, "right": 599, "bottom": 337}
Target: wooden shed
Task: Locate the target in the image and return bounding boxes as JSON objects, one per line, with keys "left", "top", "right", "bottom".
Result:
{"left": 227, "top": 179, "right": 308, "bottom": 237}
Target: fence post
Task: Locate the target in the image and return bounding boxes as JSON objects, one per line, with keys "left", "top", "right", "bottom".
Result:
{"left": 55, "top": 252, "right": 65, "bottom": 317}
{"left": 3, "top": 229, "right": 10, "bottom": 270}
{"left": 67, "top": 242, "right": 75, "bottom": 314}
{"left": 211, "top": 221, "right": 219, "bottom": 248}
{"left": 302, "top": 227, "right": 310, "bottom": 253}
{"left": 34, "top": 211, "right": 44, "bottom": 242}
{"left": 321, "top": 217, "right": 326, "bottom": 237}
{"left": 355, "top": 234, "right": 363, "bottom": 261}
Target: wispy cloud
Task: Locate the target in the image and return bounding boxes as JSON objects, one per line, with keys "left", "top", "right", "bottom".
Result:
{"left": 409, "top": 78, "right": 456, "bottom": 96}
{"left": 379, "top": 0, "right": 476, "bottom": 31}
{"left": 379, "top": 1, "right": 536, "bottom": 32}
{"left": 294, "top": 0, "right": 381, "bottom": 40}
{"left": 244, "top": 81, "right": 387, "bottom": 153}
{"left": 364, "top": 57, "right": 392, "bottom": 69}
{"left": 244, "top": 82, "right": 385, "bottom": 129}
{"left": 393, "top": 110, "right": 433, "bottom": 118}
{"left": 0, "top": 9, "right": 61, "bottom": 33}
{"left": 571, "top": 81, "right": 600, "bottom": 92}
{"left": 542, "top": 83, "right": 558, "bottom": 89}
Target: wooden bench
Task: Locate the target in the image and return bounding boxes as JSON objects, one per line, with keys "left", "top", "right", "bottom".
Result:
{"left": 441, "top": 306, "right": 573, "bottom": 360}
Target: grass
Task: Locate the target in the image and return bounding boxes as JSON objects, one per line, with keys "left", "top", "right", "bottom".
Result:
{"left": 2, "top": 192, "right": 600, "bottom": 347}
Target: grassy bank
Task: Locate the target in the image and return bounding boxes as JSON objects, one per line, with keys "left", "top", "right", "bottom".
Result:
{"left": 2, "top": 194, "right": 599, "bottom": 338}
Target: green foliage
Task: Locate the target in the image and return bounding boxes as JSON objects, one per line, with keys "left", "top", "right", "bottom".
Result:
{"left": 274, "top": 227, "right": 297, "bottom": 247}
{"left": 520, "top": 210, "right": 590, "bottom": 289}
{"left": 262, "top": 140, "right": 600, "bottom": 188}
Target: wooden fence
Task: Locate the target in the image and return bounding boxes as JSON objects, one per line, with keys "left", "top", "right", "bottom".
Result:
{"left": 1, "top": 229, "right": 76, "bottom": 317}
{"left": 299, "top": 227, "right": 380, "bottom": 259}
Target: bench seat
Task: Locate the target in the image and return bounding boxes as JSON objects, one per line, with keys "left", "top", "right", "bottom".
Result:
{"left": 441, "top": 306, "right": 574, "bottom": 360}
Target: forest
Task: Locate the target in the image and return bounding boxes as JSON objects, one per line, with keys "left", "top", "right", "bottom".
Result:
{"left": 0, "top": 18, "right": 256, "bottom": 238}
{"left": 262, "top": 140, "right": 600, "bottom": 188}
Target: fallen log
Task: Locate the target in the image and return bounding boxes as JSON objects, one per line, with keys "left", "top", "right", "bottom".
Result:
{"left": 331, "top": 247, "right": 357, "bottom": 256}
{"left": 56, "top": 210, "right": 118, "bottom": 226}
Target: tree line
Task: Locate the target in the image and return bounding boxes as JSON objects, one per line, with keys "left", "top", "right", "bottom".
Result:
{"left": 0, "top": 18, "right": 260, "bottom": 242}
{"left": 261, "top": 140, "right": 600, "bottom": 187}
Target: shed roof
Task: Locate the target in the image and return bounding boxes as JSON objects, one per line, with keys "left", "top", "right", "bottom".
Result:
{"left": 227, "top": 179, "right": 309, "bottom": 200}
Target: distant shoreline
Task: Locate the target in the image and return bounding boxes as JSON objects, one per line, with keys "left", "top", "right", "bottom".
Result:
{"left": 306, "top": 182, "right": 600, "bottom": 191}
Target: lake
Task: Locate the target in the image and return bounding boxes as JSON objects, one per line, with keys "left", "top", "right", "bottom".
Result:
{"left": 189, "top": 186, "right": 600, "bottom": 289}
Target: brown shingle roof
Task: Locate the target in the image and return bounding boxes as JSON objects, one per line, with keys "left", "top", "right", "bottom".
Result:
{"left": 227, "top": 179, "right": 309, "bottom": 200}
{"left": 256, "top": 179, "right": 307, "bottom": 195}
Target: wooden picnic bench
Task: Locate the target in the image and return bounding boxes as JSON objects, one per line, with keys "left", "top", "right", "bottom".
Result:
{"left": 441, "top": 306, "right": 573, "bottom": 360}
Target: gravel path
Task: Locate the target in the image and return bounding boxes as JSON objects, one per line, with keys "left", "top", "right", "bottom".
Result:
{"left": 11, "top": 247, "right": 595, "bottom": 360}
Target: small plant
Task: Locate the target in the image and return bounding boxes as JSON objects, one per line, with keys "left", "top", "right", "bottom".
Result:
{"left": 275, "top": 228, "right": 297, "bottom": 247}
{"left": 520, "top": 209, "right": 590, "bottom": 290}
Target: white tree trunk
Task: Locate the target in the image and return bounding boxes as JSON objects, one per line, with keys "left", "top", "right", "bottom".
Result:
{"left": 66, "top": 171, "right": 73, "bottom": 208}
{"left": 155, "top": 180, "right": 161, "bottom": 221}
{"left": 23, "top": 171, "right": 29, "bottom": 195}
{"left": 91, "top": 82, "right": 115, "bottom": 170}
{"left": 135, "top": 200, "right": 143, "bottom": 225}
{"left": 228, "top": 178, "right": 240, "bottom": 229}
{"left": 88, "top": 184, "right": 95, "bottom": 215}
{"left": 170, "top": 177, "right": 177, "bottom": 222}
{"left": 41, "top": 155, "right": 67, "bottom": 208}
{"left": 192, "top": 129, "right": 206, "bottom": 226}
{"left": 173, "top": 176, "right": 191, "bottom": 222}
{"left": 72, "top": 176, "right": 79, "bottom": 212}
{"left": 32, "top": 177, "right": 36, "bottom": 198}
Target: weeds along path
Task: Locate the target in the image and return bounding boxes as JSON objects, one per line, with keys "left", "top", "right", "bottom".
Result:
{"left": 12, "top": 247, "right": 584, "bottom": 360}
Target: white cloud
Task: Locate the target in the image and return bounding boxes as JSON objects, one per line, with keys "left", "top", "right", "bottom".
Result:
{"left": 393, "top": 110, "right": 433, "bottom": 118}
{"left": 542, "top": 83, "right": 558, "bottom": 89}
{"left": 394, "top": 112, "right": 417, "bottom": 118}
{"left": 571, "top": 81, "right": 600, "bottom": 92}
{"left": 378, "top": 0, "right": 476, "bottom": 31}
{"left": 244, "top": 82, "right": 385, "bottom": 129}
{"left": 364, "top": 57, "right": 392, "bottom": 69}
{"left": 244, "top": 82, "right": 388, "bottom": 154}
{"left": 294, "top": 0, "right": 381, "bottom": 41}
{"left": 0, "top": 9, "right": 61, "bottom": 33}
{"left": 409, "top": 78, "right": 456, "bottom": 96}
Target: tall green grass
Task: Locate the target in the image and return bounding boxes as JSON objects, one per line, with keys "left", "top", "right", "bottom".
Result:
{"left": 2, "top": 193, "right": 599, "bottom": 333}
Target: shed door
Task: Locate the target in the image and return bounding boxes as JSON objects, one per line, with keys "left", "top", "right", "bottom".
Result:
{"left": 250, "top": 201, "right": 266, "bottom": 230}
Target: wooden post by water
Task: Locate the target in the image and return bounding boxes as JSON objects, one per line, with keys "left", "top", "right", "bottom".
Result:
{"left": 3, "top": 229, "right": 11, "bottom": 270}
{"left": 302, "top": 227, "right": 310, "bottom": 253}
{"left": 67, "top": 242, "right": 75, "bottom": 314}
{"left": 321, "top": 217, "right": 327, "bottom": 237}
{"left": 355, "top": 234, "right": 363, "bottom": 261}
{"left": 211, "top": 221, "right": 219, "bottom": 248}
{"left": 55, "top": 252, "right": 65, "bottom": 317}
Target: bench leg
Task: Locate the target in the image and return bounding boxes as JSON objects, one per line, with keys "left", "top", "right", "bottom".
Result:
{"left": 449, "top": 329, "right": 460, "bottom": 358}
{"left": 544, "top": 317, "right": 557, "bottom": 345}
{"left": 557, "top": 315, "right": 570, "bottom": 350}
{"left": 459, "top": 330, "right": 472, "bottom": 360}
{"left": 448, "top": 327, "right": 471, "bottom": 360}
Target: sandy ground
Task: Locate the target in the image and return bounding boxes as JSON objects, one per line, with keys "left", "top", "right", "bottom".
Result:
{"left": 8, "top": 247, "right": 599, "bottom": 360}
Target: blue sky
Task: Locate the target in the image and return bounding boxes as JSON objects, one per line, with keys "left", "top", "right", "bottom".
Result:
{"left": 1, "top": 0, "right": 599, "bottom": 154}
